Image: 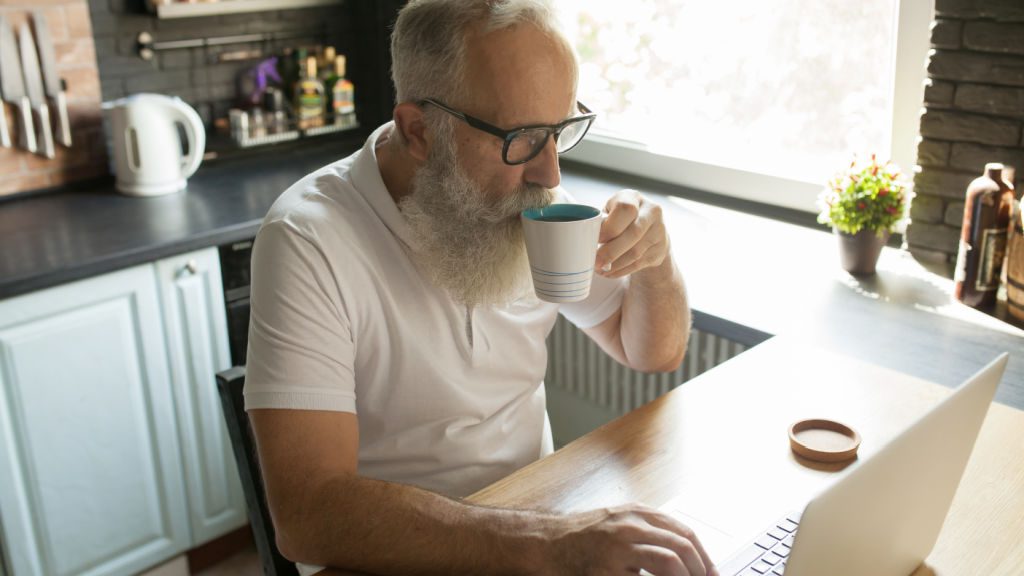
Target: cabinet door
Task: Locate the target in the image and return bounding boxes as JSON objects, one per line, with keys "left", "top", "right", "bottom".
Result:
{"left": 156, "top": 248, "right": 246, "bottom": 545}
{"left": 0, "top": 265, "right": 189, "bottom": 576}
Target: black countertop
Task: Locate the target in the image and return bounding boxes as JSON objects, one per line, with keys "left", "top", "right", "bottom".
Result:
{"left": 0, "top": 131, "right": 369, "bottom": 300}
{"left": 2, "top": 134, "right": 1023, "bottom": 409}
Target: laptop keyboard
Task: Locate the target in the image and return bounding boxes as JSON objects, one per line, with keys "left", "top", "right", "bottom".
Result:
{"left": 719, "top": 512, "right": 801, "bottom": 576}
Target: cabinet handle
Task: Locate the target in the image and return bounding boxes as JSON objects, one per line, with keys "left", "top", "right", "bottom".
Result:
{"left": 183, "top": 260, "right": 199, "bottom": 275}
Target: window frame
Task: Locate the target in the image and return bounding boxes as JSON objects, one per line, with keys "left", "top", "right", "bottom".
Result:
{"left": 562, "top": 0, "right": 935, "bottom": 214}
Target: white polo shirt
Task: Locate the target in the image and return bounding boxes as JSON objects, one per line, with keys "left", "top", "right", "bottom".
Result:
{"left": 245, "top": 123, "right": 626, "bottom": 504}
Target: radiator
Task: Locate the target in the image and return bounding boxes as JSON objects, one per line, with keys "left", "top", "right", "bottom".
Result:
{"left": 545, "top": 315, "right": 748, "bottom": 446}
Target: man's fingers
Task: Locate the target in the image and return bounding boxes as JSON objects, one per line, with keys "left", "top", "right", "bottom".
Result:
{"left": 597, "top": 218, "right": 653, "bottom": 269}
{"left": 638, "top": 510, "right": 716, "bottom": 576}
{"left": 600, "top": 190, "right": 642, "bottom": 243}
{"left": 629, "top": 543, "right": 689, "bottom": 576}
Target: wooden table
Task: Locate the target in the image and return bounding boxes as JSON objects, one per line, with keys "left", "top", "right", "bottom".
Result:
{"left": 469, "top": 336, "right": 1024, "bottom": 575}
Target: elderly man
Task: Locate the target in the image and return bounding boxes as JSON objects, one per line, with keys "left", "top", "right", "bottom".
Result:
{"left": 245, "top": 1, "right": 711, "bottom": 575}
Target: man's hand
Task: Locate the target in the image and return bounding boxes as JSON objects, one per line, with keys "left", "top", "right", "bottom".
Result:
{"left": 596, "top": 189, "right": 670, "bottom": 279}
{"left": 544, "top": 503, "right": 718, "bottom": 576}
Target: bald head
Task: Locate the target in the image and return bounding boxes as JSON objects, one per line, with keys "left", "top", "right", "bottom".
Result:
{"left": 460, "top": 21, "right": 577, "bottom": 126}
{"left": 391, "top": 0, "right": 577, "bottom": 107}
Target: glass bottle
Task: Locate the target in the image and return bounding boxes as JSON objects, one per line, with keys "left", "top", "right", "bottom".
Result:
{"left": 293, "top": 56, "right": 325, "bottom": 130}
{"left": 954, "top": 163, "right": 1012, "bottom": 308}
{"left": 1004, "top": 166, "right": 1023, "bottom": 322}
{"left": 331, "top": 54, "right": 356, "bottom": 128}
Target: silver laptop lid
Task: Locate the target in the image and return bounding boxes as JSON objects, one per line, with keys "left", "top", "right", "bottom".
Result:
{"left": 785, "top": 353, "right": 1009, "bottom": 576}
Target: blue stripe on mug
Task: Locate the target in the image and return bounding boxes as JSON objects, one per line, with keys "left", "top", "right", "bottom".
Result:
{"left": 535, "top": 286, "right": 590, "bottom": 295}
{"left": 533, "top": 277, "right": 591, "bottom": 286}
{"left": 531, "top": 266, "right": 594, "bottom": 276}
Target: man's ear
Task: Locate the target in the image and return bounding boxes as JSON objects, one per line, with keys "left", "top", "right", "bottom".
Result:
{"left": 393, "top": 102, "right": 429, "bottom": 162}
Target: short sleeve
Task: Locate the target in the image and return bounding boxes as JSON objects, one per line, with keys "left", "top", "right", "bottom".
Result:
{"left": 243, "top": 219, "right": 357, "bottom": 413}
{"left": 558, "top": 273, "right": 628, "bottom": 329}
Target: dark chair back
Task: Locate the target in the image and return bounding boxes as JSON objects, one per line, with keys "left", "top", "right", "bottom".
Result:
{"left": 216, "top": 367, "right": 299, "bottom": 576}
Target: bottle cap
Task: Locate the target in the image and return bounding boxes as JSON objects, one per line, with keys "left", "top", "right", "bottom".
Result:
{"left": 335, "top": 54, "right": 347, "bottom": 77}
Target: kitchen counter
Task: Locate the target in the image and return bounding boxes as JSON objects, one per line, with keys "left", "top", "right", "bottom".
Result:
{"left": 0, "top": 131, "right": 370, "bottom": 300}
{"left": 2, "top": 134, "right": 1022, "bottom": 408}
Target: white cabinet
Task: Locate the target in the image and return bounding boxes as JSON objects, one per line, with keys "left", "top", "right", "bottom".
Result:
{"left": 156, "top": 250, "right": 246, "bottom": 545}
{"left": 0, "top": 265, "right": 190, "bottom": 576}
{"left": 0, "top": 247, "right": 245, "bottom": 575}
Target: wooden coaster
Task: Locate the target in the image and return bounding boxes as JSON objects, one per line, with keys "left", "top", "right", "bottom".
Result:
{"left": 789, "top": 418, "right": 861, "bottom": 463}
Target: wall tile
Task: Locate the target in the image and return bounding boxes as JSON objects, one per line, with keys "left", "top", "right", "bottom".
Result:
{"left": 935, "top": 0, "right": 1024, "bottom": 22}
{"left": 919, "top": 109, "right": 1020, "bottom": 146}
{"left": 910, "top": 194, "right": 946, "bottom": 224}
{"left": 949, "top": 142, "right": 1024, "bottom": 172}
{"left": 924, "top": 79, "right": 956, "bottom": 105}
{"left": 954, "top": 83, "right": 1024, "bottom": 118}
{"left": 913, "top": 168, "right": 978, "bottom": 199}
{"left": 963, "top": 21, "right": 1024, "bottom": 55}
{"left": 918, "top": 138, "right": 951, "bottom": 167}
{"left": 928, "top": 49, "right": 1024, "bottom": 88}
{"left": 931, "top": 19, "right": 962, "bottom": 50}
{"left": 944, "top": 201, "right": 966, "bottom": 227}
{"left": 906, "top": 221, "right": 961, "bottom": 254}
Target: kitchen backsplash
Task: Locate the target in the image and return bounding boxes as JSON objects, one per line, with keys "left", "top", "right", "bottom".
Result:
{"left": 90, "top": 0, "right": 355, "bottom": 129}
{"left": 0, "top": 1, "right": 106, "bottom": 198}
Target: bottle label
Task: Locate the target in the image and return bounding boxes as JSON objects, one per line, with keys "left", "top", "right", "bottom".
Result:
{"left": 976, "top": 228, "right": 1007, "bottom": 291}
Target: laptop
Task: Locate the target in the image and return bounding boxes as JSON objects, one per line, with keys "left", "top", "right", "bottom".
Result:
{"left": 665, "top": 352, "right": 1009, "bottom": 576}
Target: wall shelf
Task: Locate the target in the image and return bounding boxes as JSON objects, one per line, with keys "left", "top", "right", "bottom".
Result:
{"left": 154, "top": 0, "right": 345, "bottom": 20}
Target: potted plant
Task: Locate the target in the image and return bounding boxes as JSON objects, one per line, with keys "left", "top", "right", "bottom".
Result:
{"left": 817, "top": 154, "right": 911, "bottom": 275}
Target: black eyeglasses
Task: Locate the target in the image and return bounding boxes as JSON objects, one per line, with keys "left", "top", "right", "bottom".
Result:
{"left": 419, "top": 98, "right": 596, "bottom": 165}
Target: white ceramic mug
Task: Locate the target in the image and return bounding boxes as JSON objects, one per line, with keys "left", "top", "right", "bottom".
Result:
{"left": 521, "top": 203, "right": 604, "bottom": 303}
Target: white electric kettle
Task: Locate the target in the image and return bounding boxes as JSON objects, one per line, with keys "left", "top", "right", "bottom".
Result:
{"left": 104, "top": 93, "right": 206, "bottom": 197}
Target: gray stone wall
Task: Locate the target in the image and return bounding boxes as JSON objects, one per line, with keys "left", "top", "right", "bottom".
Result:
{"left": 908, "top": 0, "right": 1024, "bottom": 271}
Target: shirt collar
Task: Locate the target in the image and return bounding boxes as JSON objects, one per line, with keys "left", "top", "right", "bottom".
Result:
{"left": 349, "top": 122, "right": 418, "bottom": 250}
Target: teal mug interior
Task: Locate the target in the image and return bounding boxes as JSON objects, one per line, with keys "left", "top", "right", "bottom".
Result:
{"left": 522, "top": 204, "right": 601, "bottom": 221}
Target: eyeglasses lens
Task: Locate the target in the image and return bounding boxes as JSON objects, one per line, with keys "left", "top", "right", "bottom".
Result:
{"left": 556, "top": 118, "right": 591, "bottom": 153}
{"left": 505, "top": 117, "right": 593, "bottom": 164}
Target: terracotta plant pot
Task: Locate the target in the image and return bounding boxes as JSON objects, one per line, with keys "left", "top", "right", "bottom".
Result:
{"left": 834, "top": 228, "right": 890, "bottom": 276}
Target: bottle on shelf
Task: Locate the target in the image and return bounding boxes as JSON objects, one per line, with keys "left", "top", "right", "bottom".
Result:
{"left": 320, "top": 46, "right": 337, "bottom": 83}
{"left": 293, "top": 56, "right": 326, "bottom": 130}
{"left": 954, "top": 163, "right": 1013, "bottom": 308}
{"left": 262, "top": 87, "right": 288, "bottom": 134}
{"left": 330, "top": 54, "right": 356, "bottom": 128}
{"left": 1003, "top": 166, "right": 1023, "bottom": 323}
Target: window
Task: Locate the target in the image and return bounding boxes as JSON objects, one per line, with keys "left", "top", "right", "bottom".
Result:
{"left": 558, "top": 1, "right": 933, "bottom": 213}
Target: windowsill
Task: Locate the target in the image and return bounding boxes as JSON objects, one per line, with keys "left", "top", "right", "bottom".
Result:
{"left": 560, "top": 161, "right": 1024, "bottom": 408}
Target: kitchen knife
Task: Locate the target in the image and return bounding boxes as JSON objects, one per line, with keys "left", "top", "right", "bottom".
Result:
{"left": 32, "top": 11, "right": 70, "bottom": 147}
{"left": 0, "top": 16, "right": 35, "bottom": 152}
{"left": 18, "top": 21, "right": 54, "bottom": 158}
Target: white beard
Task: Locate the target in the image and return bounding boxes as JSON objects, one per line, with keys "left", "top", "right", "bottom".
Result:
{"left": 398, "top": 136, "right": 554, "bottom": 307}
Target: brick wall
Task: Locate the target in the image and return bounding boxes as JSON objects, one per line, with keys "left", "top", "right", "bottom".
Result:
{"left": 908, "top": 0, "right": 1024, "bottom": 271}
{"left": 88, "top": 0, "right": 356, "bottom": 132}
{"left": 0, "top": 1, "right": 106, "bottom": 198}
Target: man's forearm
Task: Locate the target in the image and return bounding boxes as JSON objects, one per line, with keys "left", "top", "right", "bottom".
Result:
{"left": 277, "top": 473, "right": 552, "bottom": 575}
{"left": 620, "top": 253, "right": 691, "bottom": 372}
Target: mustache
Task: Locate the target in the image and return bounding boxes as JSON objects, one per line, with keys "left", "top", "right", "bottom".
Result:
{"left": 471, "top": 184, "right": 555, "bottom": 224}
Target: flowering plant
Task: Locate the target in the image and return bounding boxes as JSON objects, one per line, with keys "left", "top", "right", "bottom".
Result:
{"left": 817, "top": 154, "right": 910, "bottom": 237}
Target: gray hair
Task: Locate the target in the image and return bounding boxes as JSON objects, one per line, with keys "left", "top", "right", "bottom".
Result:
{"left": 390, "top": 0, "right": 570, "bottom": 106}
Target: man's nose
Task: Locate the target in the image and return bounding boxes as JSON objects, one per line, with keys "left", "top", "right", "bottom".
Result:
{"left": 522, "top": 137, "right": 561, "bottom": 190}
